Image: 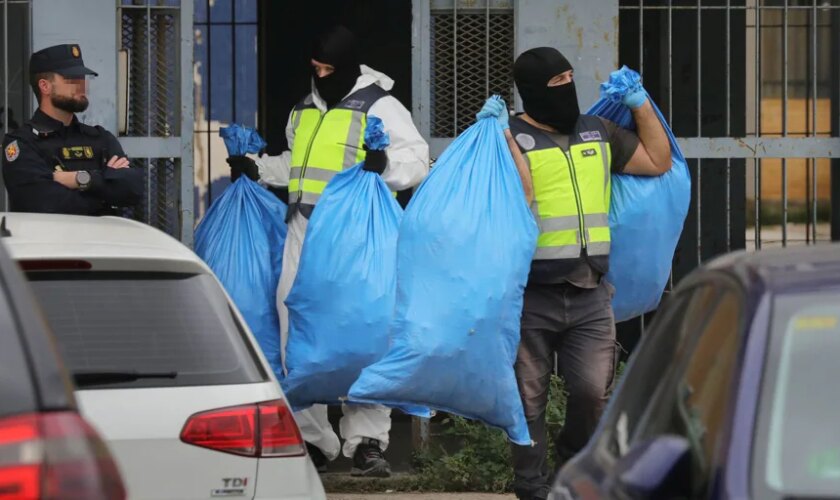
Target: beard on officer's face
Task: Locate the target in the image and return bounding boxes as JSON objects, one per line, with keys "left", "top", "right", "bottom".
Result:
{"left": 50, "top": 92, "right": 89, "bottom": 113}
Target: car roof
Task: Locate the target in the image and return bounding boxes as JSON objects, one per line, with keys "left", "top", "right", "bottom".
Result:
{"left": 0, "top": 213, "right": 205, "bottom": 271}
{"left": 704, "top": 243, "right": 840, "bottom": 293}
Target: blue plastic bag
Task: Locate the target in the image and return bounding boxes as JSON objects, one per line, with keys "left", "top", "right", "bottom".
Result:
{"left": 195, "top": 126, "right": 287, "bottom": 379}
{"left": 586, "top": 66, "right": 691, "bottom": 322}
{"left": 349, "top": 117, "right": 538, "bottom": 445}
{"left": 281, "top": 116, "right": 404, "bottom": 410}
{"left": 195, "top": 177, "right": 287, "bottom": 379}
{"left": 219, "top": 124, "right": 268, "bottom": 156}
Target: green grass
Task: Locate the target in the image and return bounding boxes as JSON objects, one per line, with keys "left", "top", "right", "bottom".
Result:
{"left": 409, "top": 375, "right": 567, "bottom": 493}
{"left": 326, "top": 363, "right": 626, "bottom": 494}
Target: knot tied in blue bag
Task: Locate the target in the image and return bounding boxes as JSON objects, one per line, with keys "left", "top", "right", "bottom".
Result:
{"left": 219, "top": 124, "right": 268, "bottom": 156}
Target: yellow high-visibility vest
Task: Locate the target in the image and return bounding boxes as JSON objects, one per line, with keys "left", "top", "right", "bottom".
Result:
{"left": 288, "top": 84, "right": 388, "bottom": 218}
{"left": 510, "top": 115, "right": 612, "bottom": 282}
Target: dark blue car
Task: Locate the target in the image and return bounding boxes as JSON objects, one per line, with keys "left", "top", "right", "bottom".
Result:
{"left": 550, "top": 244, "right": 840, "bottom": 500}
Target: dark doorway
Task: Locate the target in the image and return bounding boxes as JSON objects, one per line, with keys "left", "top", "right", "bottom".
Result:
{"left": 258, "top": 1, "right": 413, "bottom": 155}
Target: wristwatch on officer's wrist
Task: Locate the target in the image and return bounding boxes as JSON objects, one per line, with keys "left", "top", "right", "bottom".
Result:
{"left": 75, "top": 170, "right": 92, "bottom": 191}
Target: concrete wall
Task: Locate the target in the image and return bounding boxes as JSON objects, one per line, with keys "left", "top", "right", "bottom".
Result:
{"left": 32, "top": 0, "right": 118, "bottom": 134}
{"left": 515, "top": 0, "right": 618, "bottom": 112}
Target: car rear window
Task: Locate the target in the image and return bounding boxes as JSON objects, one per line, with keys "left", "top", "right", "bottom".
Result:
{"left": 754, "top": 290, "right": 840, "bottom": 499}
{"left": 27, "top": 272, "right": 267, "bottom": 389}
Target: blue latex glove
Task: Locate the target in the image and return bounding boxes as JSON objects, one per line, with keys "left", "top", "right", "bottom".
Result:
{"left": 364, "top": 115, "right": 390, "bottom": 151}
{"left": 622, "top": 89, "right": 647, "bottom": 110}
{"left": 476, "top": 96, "right": 509, "bottom": 130}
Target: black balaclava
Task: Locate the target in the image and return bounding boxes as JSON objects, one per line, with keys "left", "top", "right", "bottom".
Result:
{"left": 513, "top": 47, "right": 580, "bottom": 134}
{"left": 311, "top": 25, "right": 362, "bottom": 108}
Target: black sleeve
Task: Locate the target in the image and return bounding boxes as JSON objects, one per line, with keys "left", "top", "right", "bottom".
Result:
{"left": 599, "top": 118, "right": 640, "bottom": 174}
{"left": 89, "top": 130, "right": 144, "bottom": 207}
{"left": 2, "top": 135, "right": 104, "bottom": 215}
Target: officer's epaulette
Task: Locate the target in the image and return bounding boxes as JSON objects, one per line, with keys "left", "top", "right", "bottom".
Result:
{"left": 19, "top": 119, "right": 57, "bottom": 138}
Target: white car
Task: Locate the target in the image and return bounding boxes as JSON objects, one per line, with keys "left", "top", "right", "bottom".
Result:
{"left": 3, "top": 213, "right": 326, "bottom": 500}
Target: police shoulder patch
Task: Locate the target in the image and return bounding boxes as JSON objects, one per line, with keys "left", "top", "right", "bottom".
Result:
{"left": 4, "top": 140, "right": 20, "bottom": 162}
{"left": 515, "top": 133, "right": 536, "bottom": 151}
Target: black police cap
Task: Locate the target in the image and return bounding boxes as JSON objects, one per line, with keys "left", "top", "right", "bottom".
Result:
{"left": 29, "top": 44, "right": 98, "bottom": 78}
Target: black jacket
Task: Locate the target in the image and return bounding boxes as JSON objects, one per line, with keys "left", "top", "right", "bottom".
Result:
{"left": 2, "top": 109, "right": 143, "bottom": 215}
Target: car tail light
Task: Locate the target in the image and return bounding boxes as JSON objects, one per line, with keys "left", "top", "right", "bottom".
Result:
{"left": 180, "top": 399, "right": 305, "bottom": 458}
{"left": 19, "top": 259, "right": 92, "bottom": 271}
{"left": 0, "top": 412, "right": 125, "bottom": 500}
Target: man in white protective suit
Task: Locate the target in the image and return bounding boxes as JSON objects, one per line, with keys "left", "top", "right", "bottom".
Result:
{"left": 225, "top": 25, "right": 429, "bottom": 477}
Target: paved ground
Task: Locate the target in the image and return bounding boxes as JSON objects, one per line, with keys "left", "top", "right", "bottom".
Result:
{"left": 746, "top": 222, "right": 830, "bottom": 250}
{"left": 328, "top": 494, "right": 515, "bottom": 500}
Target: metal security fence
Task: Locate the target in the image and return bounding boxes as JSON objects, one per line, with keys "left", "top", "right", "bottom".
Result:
{"left": 614, "top": 0, "right": 840, "bottom": 344}
{"left": 415, "top": 0, "right": 515, "bottom": 156}
{"left": 121, "top": 4, "right": 179, "bottom": 137}
{"left": 121, "top": 157, "right": 181, "bottom": 236}
{"left": 430, "top": 1, "right": 514, "bottom": 137}
{"left": 619, "top": 0, "right": 840, "bottom": 268}
{"left": 118, "top": 0, "right": 193, "bottom": 244}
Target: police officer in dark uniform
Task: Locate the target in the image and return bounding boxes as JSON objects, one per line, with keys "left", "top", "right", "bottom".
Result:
{"left": 2, "top": 44, "right": 143, "bottom": 215}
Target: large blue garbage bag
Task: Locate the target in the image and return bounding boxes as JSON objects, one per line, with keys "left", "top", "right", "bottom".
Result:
{"left": 195, "top": 125, "right": 287, "bottom": 379}
{"left": 349, "top": 117, "right": 538, "bottom": 445}
{"left": 587, "top": 66, "right": 691, "bottom": 322}
{"left": 282, "top": 117, "right": 404, "bottom": 410}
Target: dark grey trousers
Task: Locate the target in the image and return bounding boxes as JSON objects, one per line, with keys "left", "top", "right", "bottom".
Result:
{"left": 511, "top": 281, "right": 618, "bottom": 500}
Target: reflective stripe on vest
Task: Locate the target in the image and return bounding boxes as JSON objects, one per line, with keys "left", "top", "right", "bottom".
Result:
{"left": 288, "top": 85, "right": 387, "bottom": 214}
{"left": 512, "top": 117, "right": 612, "bottom": 267}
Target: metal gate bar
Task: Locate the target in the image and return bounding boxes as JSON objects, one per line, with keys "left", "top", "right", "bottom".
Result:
{"left": 696, "top": 0, "right": 703, "bottom": 265}
{"left": 727, "top": 0, "right": 732, "bottom": 253}
{"left": 755, "top": 3, "right": 762, "bottom": 249}
{"left": 782, "top": 0, "right": 788, "bottom": 246}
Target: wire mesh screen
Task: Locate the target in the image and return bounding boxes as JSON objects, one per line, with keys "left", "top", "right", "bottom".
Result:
{"left": 121, "top": 158, "right": 181, "bottom": 238}
{"left": 431, "top": 5, "right": 514, "bottom": 137}
{"left": 121, "top": 7, "right": 179, "bottom": 137}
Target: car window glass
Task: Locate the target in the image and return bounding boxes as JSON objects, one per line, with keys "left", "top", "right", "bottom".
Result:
{"left": 680, "top": 291, "right": 740, "bottom": 467}
{"left": 755, "top": 291, "right": 840, "bottom": 498}
{"left": 632, "top": 288, "right": 742, "bottom": 497}
{"left": 598, "top": 285, "right": 714, "bottom": 457}
{"left": 27, "top": 272, "right": 266, "bottom": 389}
